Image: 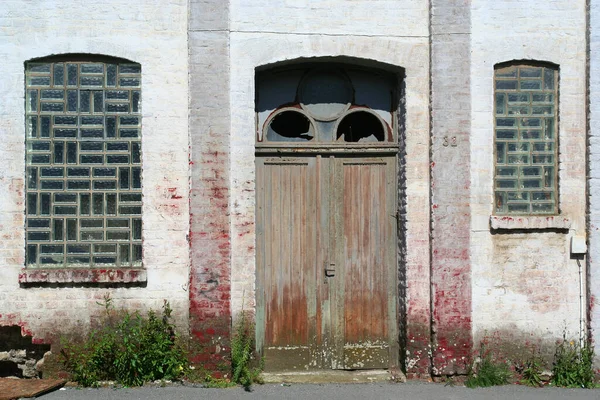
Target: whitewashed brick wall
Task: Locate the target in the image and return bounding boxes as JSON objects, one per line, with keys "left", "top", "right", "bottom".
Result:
{"left": 0, "top": 0, "right": 596, "bottom": 372}
{"left": 227, "top": 1, "right": 431, "bottom": 325}
{"left": 589, "top": 0, "right": 600, "bottom": 365}
{"left": 471, "top": 0, "right": 587, "bottom": 356}
{"left": 0, "top": 0, "right": 190, "bottom": 341}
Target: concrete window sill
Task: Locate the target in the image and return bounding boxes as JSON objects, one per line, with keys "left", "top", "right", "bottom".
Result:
{"left": 19, "top": 268, "right": 146, "bottom": 284}
{"left": 490, "top": 215, "right": 571, "bottom": 230}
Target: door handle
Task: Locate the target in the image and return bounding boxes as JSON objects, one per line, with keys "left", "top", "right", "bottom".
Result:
{"left": 325, "top": 263, "right": 336, "bottom": 277}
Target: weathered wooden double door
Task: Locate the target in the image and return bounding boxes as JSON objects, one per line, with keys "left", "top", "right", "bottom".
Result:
{"left": 256, "top": 154, "right": 398, "bottom": 371}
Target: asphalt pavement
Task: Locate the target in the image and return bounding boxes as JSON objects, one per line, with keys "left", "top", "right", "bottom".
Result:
{"left": 39, "top": 382, "right": 600, "bottom": 400}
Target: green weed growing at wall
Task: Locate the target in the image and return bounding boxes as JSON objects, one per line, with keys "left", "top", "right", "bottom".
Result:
{"left": 61, "top": 295, "right": 187, "bottom": 387}
{"left": 519, "top": 352, "right": 543, "bottom": 387}
{"left": 551, "top": 335, "right": 595, "bottom": 388}
{"left": 231, "top": 310, "right": 263, "bottom": 390}
{"left": 465, "top": 344, "right": 511, "bottom": 388}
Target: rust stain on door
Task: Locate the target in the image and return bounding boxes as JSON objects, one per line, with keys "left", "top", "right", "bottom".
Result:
{"left": 256, "top": 155, "right": 398, "bottom": 371}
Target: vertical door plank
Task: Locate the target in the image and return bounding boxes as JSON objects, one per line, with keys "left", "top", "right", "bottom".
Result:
{"left": 386, "top": 158, "right": 399, "bottom": 366}
{"left": 371, "top": 164, "right": 384, "bottom": 339}
{"left": 361, "top": 165, "right": 370, "bottom": 342}
{"left": 255, "top": 158, "right": 265, "bottom": 353}
{"left": 317, "top": 156, "right": 333, "bottom": 368}
{"left": 305, "top": 158, "right": 318, "bottom": 366}
{"left": 270, "top": 164, "right": 281, "bottom": 344}
{"left": 280, "top": 165, "right": 291, "bottom": 345}
{"left": 332, "top": 156, "right": 345, "bottom": 368}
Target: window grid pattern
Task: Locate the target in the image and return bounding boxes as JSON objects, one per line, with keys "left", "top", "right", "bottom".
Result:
{"left": 494, "top": 65, "right": 558, "bottom": 215}
{"left": 25, "top": 61, "right": 142, "bottom": 268}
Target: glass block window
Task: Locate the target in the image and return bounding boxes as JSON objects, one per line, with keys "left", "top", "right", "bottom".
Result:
{"left": 494, "top": 64, "right": 558, "bottom": 215}
{"left": 25, "top": 60, "right": 142, "bottom": 268}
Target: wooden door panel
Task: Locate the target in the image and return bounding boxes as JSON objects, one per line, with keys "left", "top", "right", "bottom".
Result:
{"left": 336, "top": 158, "right": 397, "bottom": 369}
{"left": 257, "top": 157, "right": 319, "bottom": 370}
{"left": 257, "top": 155, "right": 397, "bottom": 371}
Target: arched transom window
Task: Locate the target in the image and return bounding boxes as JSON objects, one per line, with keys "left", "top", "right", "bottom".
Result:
{"left": 256, "top": 66, "right": 396, "bottom": 145}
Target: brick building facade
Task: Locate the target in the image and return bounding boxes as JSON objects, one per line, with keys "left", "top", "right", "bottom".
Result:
{"left": 0, "top": 0, "right": 598, "bottom": 379}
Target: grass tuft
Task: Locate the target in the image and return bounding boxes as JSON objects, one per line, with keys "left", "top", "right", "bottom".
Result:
{"left": 465, "top": 345, "right": 511, "bottom": 388}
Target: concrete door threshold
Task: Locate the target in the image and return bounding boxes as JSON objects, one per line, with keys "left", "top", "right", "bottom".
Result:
{"left": 261, "top": 369, "right": 405, "bottom": 384}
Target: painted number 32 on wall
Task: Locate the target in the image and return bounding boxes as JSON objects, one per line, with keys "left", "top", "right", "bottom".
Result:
{"left": 442, "top": 136, "right": 458, "bottom": 147}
